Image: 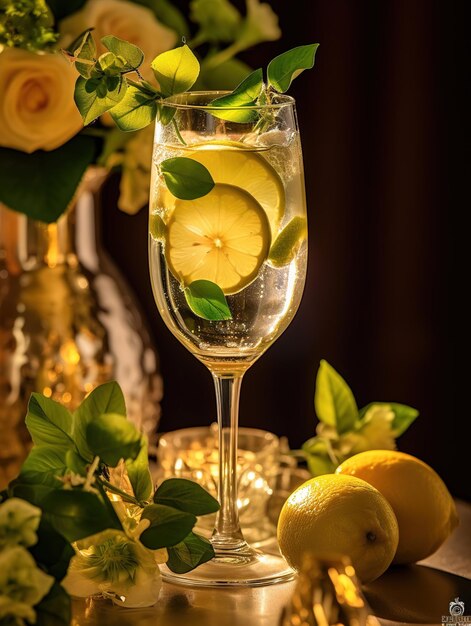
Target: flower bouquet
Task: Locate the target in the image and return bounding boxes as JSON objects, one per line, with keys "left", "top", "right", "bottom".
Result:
{"left": 1, "top": 381, "right": 220, "bottom": 624}
{"left": 0, "top": 0, "right": 281, "bottom": 220}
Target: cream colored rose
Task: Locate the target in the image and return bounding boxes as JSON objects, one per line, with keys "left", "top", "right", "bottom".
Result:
{"left": 60, "top": 0, "right": 177, "bottom": 79}
{"left": 0, "top": 48, "right": 82, "bottom": 153}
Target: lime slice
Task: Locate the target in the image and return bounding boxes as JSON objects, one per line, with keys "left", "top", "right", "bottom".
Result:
{"left": 149, "top": 213, "right": 166, "bottom": 239}
{"left": 184, "top": 142, "right": 285, "bottom": 235}
{"left": 165, "top": 183, "right": 271, "bottom": 295}
{"left": 268, "top": 216, "right": 307, "bottom": 267}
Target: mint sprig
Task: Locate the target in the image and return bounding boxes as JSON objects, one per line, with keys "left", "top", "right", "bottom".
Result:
{"left": 300, "top": 360, "right": 420, "bottom": 476}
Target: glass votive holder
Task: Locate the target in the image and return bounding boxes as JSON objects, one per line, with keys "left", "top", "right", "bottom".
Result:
{"left": 156, "top": 424, "right": 281, "bottom": 544}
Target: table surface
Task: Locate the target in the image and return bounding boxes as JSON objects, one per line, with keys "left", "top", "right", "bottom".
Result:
{"left": 72, "top": 500, "right": 471, "bottom": 626}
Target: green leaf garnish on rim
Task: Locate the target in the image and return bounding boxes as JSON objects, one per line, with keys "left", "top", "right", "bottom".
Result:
{"left": 210, "top": 68, "right": 264, "bottom": 122}
{"left": 184, "top": 280, "right": 232, "bottom": 321}
{"left": 75, "top": 74, "right": 126, "bottom": 125}
{"left": 101, "top": 35, "right": 144, "bottom": 72}
{"left": 160, "top": 156, "right": 214, "bottom": 200}
{"left": 267, "top": 44, "right": 319, "bottom": 93}
{"left": 151, "top": 44, "right": 200, "bottom": 97}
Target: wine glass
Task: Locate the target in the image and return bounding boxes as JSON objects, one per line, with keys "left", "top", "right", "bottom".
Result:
{"left": 149, "top": 92, "right": 308, "bottom": 586}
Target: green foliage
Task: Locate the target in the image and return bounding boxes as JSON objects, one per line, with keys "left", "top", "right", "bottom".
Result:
{"left": 359, "top": 402, "right": 419, "bottom": 437}
{"left": 154, "top": 478, "right": 220, "bottom": 515}
{"left": 210, "top": 69, "right": 263, "bottom": 122}
{"left": 85, "top": 413, "right": 142, "bottom": 467}
{"left": 0, "top": 135, "right": 98, "bottom": 223}
{"left": 41, "top": 490, "right": 121, "bottom": 542}
{"left": 101, "top": 36, "right": 144, "bottom": 72}
{"left": 110, "top": 84, "right": 159, "bottom": 131}
{"left": 0, "top": 0, "right": 58, "bottom": 51}
{"left": 140, "top": 504, "right": 196, "bottom": 549}
{"left": 267, "top": 44, "right": 319, "bottom": 93}
{"left": 160, "top": 156, "right": 214, "bottom": 200}
{"left": 184, "top": 280, "right": 232, "bottom": 321}
{"left": 125, "top": 439, "right": 153, "bottom": 503}
{"left": 7, "top": 381, "right": 220, "bottom": 584}
{"left": 301, "top": 360, "right": 420, "bottom": 476}
{"left": 151, "top": 44, "right": 200, "bottom": 97}
{"left": 315, "top": 360, "right": 358, "bottom": 434}
{"left": 167, "top": 532, "right": 215, "bottom": 573}
{"left": 75, "top": 75, "right": 127, "bottom": 125}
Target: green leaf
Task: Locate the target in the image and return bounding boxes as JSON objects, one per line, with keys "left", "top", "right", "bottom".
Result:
{"left": 167, "top": 532, "right": 215, "bottom": 573}
{"left": 185, "top": 280, "right": 232, "bottom": 321}
{"left": 140, "top": 504, "right": 196, "bottom": 549}
{"left": 154, "top": 478, "right": 220, "bottom": 515}
{"left": 8, "top": 478, "right": 58, "bottom": 507}
{"left": 151, "top": 44, "right": 200, "bottom": 97}
{"left": 41, "top": 490, "right": 120, "bottom": 542}
{"left": 73, "top": 381, "right": 126, "bottom": 462}
{"left": 110, "top": 85, "right": 158, "bottom": 131}
{"left": 267, "top": 44, "right": 319, "bottom": 93}
{"left": 35, "top": 581, "right": 71, "bottom": 626}
{"left": 359, "top": 402, "right": 419, "bottom": 437}
{"left": 71, "top": 30, "right": 97, "bottom": 79}
{"left": 25, "top": 394, "right": 74, "bottom": 449}
{"left": 21, "top": 446, "right": 68, "bottom": 477}
{"left": 85, "top": 413, "right": 142, "bottom": 467}
{"left": 101, "top": 35, "right": 144, "bottom": 71}
{"left": 0, "top": 134, "right": 98, "bottom": 222}
{"left": 210, "top": 69, "right": 263, "bottom": 122}
{"left": 75, "top": 75, "right": 127, "bottom": 125}
{"left": 160, "top": 156, "right": 214, "bottom": 200}
{"left": 126, "top": 437, "right": 153, "bottom": 503}
{"left": 315, "top": 360, "right": 358, "bottom": 434}
{"left": 306, "top": 453, "right": 337, "bottom": 476}
{"left": 30, "top": 520, "right": 75, "bottom": 581}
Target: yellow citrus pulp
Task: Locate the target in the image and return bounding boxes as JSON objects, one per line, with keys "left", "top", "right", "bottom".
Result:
{"left": 277, "top": 474, "right": 399, "bottom": 583}
{"left": 336, "top": 450, "right": 459, "bottom": 564}
{"left": 165, "top": 183, "right": 271, "bottom": 295}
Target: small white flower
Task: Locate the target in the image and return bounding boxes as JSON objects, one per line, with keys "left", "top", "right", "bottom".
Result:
{"left": 0, "top": 546, "right": 54, "bottom": 624}
{"left": 351, "top": 405, "right": 396, "bottom": 454}
{"left": 63, "top": 529, "right": 163, "bottom": 608}
{"left": 0, "top": 498, "right": 41, "bottom": 549}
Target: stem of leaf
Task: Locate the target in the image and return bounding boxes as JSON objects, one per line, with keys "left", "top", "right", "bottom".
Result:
{"left": 172, "top": 118, "right": 187, "bottom": 145}
{"left": 202, "top": 41, "right": 243, "bottom": 70}
{"left": 100, "top": 479, "right": 141, "bottom": 506}
{"left": 95, "top": 478, "right": 124, "bottom": 530}
{"left": 187, "top": 32, "right": 208, "bottom": 49}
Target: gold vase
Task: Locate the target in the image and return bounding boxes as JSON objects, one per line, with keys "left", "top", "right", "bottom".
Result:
{"left": 0, "top": 168, "right": 163, "bottom": 488}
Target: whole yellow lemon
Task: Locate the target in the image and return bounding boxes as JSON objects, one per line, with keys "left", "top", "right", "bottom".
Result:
{"left": 336, "top": 450, "right": 459, "bottom": 564}
{"left": 277, "top": 474, "right": 399, "bottom": 583}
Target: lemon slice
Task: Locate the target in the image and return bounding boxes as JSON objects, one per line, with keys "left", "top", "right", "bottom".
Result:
{"left": 183, "top": 142, "right": 285, "bottom": 235}
{"left": 165, "top": 183, "right": 271, "bottom": 295}
{"left": 268, "top": 216, "right": 307, "bottom": 267}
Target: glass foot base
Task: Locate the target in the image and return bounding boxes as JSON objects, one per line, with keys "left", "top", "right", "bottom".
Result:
{"left": 161, "top": 550, "right": 295, "bottom": 588}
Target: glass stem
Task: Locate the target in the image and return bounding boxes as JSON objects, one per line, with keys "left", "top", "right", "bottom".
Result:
{"left": 211, "top": 373, "right": 249, "bottom": 553}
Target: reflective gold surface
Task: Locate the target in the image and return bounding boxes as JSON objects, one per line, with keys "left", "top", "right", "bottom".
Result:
{"left": 0, "top": 171, "right": 162, "bottom": 487}
{"left": 72, "top": 501, "right": 471, "bottom": 626}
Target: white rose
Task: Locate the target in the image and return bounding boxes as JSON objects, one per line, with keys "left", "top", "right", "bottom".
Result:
{"left": 0, "top": 48, "right": 83, "bottom": 153}
{"left": 0, "top": 498, "right": 42, "bottom": 549}
{"left": 0, "top": 546, "right": 54, "bottom": 624}
{"left": 60, "top": 0, "right": 177, "bottom": 79}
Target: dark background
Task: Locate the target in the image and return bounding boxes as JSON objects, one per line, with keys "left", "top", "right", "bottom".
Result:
{"left": 102, "top": 1, "right": 468, "bottom": 499}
